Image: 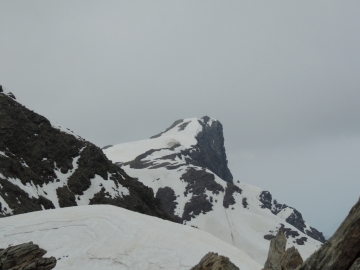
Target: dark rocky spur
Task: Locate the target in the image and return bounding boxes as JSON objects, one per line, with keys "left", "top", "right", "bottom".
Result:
{"left": 259, "top": 191, "right": 325, "bottom": 243}
{"left": 262, "top": 229, "right": 303, "bottom": 270}
{"left": 0, "top": 90, "right": 172, "bottom": 221}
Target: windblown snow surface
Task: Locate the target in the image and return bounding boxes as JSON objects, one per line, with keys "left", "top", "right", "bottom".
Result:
{"left": 104, "top": 117, "right": 323, "bottom": 265}
{"left": 0, "top": 205, "right": 262, "bottom": 270}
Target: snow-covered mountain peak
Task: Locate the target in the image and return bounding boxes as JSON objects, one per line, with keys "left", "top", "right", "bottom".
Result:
{"left": 104, "top": 117, "right": 325, "bottom": 265}
{"left": 105, "top": 116, "right": 233, "bottom": 183}
{"left": 150, "top": 116, "right": 217, "bottom": 141}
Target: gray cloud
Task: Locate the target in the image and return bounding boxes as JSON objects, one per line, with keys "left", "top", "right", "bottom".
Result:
{"left": 1, "top": 1, "right": 359, "bottom": 236}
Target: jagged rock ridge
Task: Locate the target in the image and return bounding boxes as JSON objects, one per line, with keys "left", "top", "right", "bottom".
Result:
{"left": 0, "top": 89, "right": 171, "bottom": 221}
{"left": 259, "top": 191, "right": 325, "bottom": 243}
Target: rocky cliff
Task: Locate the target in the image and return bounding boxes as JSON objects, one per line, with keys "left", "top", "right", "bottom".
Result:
{"left": 295, "top": 197, "right": 360, "bottom": 270}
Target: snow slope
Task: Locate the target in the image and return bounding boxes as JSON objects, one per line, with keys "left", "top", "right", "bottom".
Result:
{"left": 0, "top": 205, "right": 262, "bottom": 270}
{"left": 104, "top": 117, "right": 324, "bottom": 264}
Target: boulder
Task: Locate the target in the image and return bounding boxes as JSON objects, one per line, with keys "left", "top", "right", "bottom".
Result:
{"left": 0, "top": 242, "right": 56, "bottom": 270}
{"left": 190, "top": 252, "right": 239, "bottom": 270}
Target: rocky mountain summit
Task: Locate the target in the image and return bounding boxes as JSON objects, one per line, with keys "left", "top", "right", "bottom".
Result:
{"left": 0, "top": 89, "right": 171, "bottom": 220}
{"left": 104, "top": 117, "right": 325, "bottom": 264}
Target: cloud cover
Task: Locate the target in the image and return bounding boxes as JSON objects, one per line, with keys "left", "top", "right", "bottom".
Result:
{"left": 1, "top": 1, "right": 359, "bottom": 236}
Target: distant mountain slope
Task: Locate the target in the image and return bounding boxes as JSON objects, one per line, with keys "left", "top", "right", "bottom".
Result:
{"left": 104, "top": 117, "right": 324, "bottom": 264}
{"left": 0, "top": 205, "right": 262, "bottom": 270}
{"left": 0, "top": 89, "right": 171, "bottom": 220}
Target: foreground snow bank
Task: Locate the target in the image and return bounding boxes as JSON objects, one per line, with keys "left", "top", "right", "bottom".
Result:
{"left": 0, "top": 205, "right": 261, "bottom": 270}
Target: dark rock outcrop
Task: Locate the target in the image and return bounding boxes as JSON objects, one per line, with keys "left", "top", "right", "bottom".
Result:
{"left": 188, "top": 116, "right": 233, "bottom": 183}
{"left": 0, "top": 91, "right": 172, "bottom": 221}
{"left": 223, "top": 182, "right": 242, "bottom": 208}
{"left": 0, "top": 242, "right": 56, "bottom": 270}
{"left": 263, "top": 230, "right": 303, "bottom": 270}
{"left": 156, "top": 186, "right": 181, "bottom": 222}
{"left": 180, "top": 168, "right": 224, "bottom": 221}
{"left": 190, "top": 252, "right": 239, "bottom": 270}
{"left": 296, "top": 197, "right": 360, "bottom": 270}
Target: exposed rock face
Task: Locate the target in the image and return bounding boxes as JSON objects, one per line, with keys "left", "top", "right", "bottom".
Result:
{"left": 281, "top": 247, "right": 303, "bottom": 270}
{"left": 155, "top": 186, "right": 181, "bottom": 222}
{"left": 263, "top": 230, "right": 287, "bottom": 270}
{"left": 263, "top": 230, "right": 303, "bottom": 270}
{"left": 0, "top": 91, "right": 172, "bottom": 221}
{"left": 296, "top": 197, "right": 360, "bottom": 270}
{"left": 190, "top": 252, "right": 240, "bottom": 270}
{"left": 0, "top": 242, "right": 56, "bottom": 270}
{"left": 187, "top": 116, "right": 233, "bottom": 183}
{"left": 223, "top": 182, "right": 242, "bottom": 208}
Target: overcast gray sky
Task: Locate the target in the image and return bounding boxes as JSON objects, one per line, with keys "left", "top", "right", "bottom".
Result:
{"left": 1, "top": 1, "right": 359, "bottom": 237}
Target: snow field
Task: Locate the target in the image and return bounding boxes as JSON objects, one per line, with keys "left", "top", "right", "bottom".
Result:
{"left": 0, "top": 205, "right": 262, "bottom": 270}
